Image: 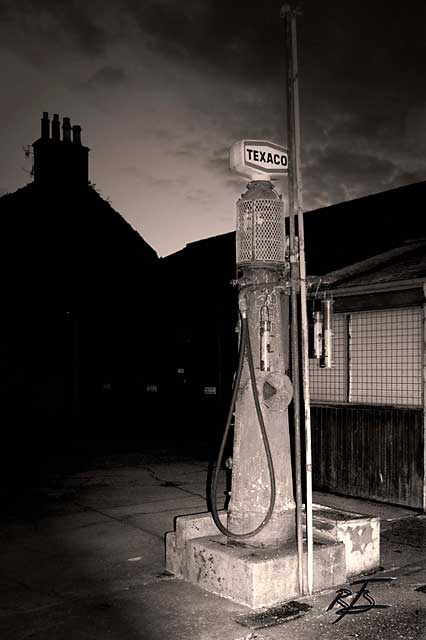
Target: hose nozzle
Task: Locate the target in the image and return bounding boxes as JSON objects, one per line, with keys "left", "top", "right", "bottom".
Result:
{"left": 238, "top": 294, "right": 248, "bottom": 318}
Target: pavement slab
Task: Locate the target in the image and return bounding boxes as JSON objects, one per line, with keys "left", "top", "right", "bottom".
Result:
{"left": 1, "top": 455, "right": 425, "bottom": 640}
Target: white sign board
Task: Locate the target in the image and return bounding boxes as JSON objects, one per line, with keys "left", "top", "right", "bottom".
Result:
{"left": 204, "top": 386, "right": 217, "bottom": 395}
{"left": 230, "top": 140, "right": 288, "bottom": 180}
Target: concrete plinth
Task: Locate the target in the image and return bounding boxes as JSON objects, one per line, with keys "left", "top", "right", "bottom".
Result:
{"left": 166, "top": 507, "right": 381, "bottom": 608}
{"left": 166, "top": 511, "right": 345, "bottom": 608}
{"left": 311, "top": 504, "right": 380, "bottom": 577}
{"left": 168, "top": 532, "right": 344, "bottom": 609}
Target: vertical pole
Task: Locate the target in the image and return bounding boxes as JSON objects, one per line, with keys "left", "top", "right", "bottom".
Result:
{"left": 291, "top": 9, "right": 314, "bottom": 596}
{"left": 282, "top": 3, "right": 314, "bottom": 595}
{"left": 422, "top": 300, "right": 426, "bottom": 514}
{"left": 282, "top": 5, "right": 303, "bottom": 595}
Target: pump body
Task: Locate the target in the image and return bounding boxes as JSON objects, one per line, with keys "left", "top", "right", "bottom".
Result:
{"left": 228, "top": 181, "right": 295, "bottom": 546}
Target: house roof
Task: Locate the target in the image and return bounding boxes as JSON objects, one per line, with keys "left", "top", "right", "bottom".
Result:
{"left": 309, "top": 239, "right": 426, "bottom": 306}
{"left": 162, "top": 179, "right": 426, "bottom": 279}
{"left": 317, "top": 240, "right": 426, "bottom": 287}
{"left": 0, "top": 182, "right": 158, "bottom": 303}
{"left": 304, "top": 180, "right": 426, "bottom": 275}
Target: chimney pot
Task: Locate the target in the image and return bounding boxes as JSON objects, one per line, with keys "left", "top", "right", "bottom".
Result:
{"left": 52, "top": 113, "right": 60, "bottom": 141}
{"left": 72, "top": 125, "right": 82, "bottom": 145}
{"left": 41, "top": 112, "right": 50, "bottom": 140}
{"left": 62, "top": 117, "right": 71, "bottom": 142}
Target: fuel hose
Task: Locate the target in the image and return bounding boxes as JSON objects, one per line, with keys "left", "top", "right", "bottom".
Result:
{"left": 209, "top": 310, "right": 276, "bottom": 539}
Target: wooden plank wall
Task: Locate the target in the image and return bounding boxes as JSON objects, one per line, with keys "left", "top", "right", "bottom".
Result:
{"left": 311, "top": 404, "right": 424, "bottom": 508}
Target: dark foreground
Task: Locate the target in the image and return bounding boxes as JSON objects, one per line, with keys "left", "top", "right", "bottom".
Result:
{"left": 1, "top": 447, "right": 425, "bottom": 640}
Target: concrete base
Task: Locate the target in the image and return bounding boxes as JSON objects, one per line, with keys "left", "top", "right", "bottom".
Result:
{"left": 310, "top": 504, "right": 380, "bottom": 578}
{"left": 165, "top": 506, "right": 381, "bottom": 608}
{"left": 166, "top": 511, "right": 346, "bottom": 608}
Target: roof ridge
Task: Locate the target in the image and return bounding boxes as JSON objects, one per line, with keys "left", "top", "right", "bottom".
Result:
{"left": 320, "top": 239, "right": 426, "bottom": 285}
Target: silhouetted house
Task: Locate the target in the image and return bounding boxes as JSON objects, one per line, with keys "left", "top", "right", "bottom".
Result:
{"left": 159, "top": 182, "right": 426, "bottom": 506}
{"left": 154, "top": 233, "right": 238, "bottom": 450}
{"left": 0, "top": 113, "right": 158, "bottom": 448}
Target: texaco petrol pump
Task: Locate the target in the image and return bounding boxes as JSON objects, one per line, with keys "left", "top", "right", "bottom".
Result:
{"left": 210, "top": 140, "right": 296, "bottom": 547}
{"left": 166, "top": 10, "right": 348, "bottom": 606}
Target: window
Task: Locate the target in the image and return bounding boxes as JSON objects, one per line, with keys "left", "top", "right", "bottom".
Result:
{"left": 310, "top": 306, "right": 423, "bottom": 407}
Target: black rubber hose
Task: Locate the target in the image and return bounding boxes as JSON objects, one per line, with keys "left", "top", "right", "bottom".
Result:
{"left": 209, "top": 313, "right": 276, "bottom": 539}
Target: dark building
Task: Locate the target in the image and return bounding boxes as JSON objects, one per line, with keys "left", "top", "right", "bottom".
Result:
{"left": 0, "top": 113, "right": 159, "bottom": 479}
{"left": 154, "top": 233, "right": 238, "bottom": 453}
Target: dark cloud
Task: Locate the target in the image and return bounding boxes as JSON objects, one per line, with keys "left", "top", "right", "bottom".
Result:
{"left": 127, "top": 0, "right": 286, "bottom": 81}
{"left": 405, "top": 104, "right": 426, "bottom": 152}
{"left": 391, "top": 168, "right": 426, "bottom": 186}
{"left": 2, "top": 0, "right": 426, "bottom": 98}
{"left": 0, "top": 0, "right": 283, "bottom": 76}
{"left": 82, "top": 66, "right": 127, "bottom": 89}
{"left": 0, "top": 0, "right": 111, "bottom": 60}
{"left": 146, "top": 128, "right": 178, "bottom": 142}
{"left": 147, "top": 176, "right": 187, "bottom": 187}
{"left": 173, "top": 141, "right": 233, "bottom": 176}
{"left": 205, "top": 145, "right": 231, "bottom": 176}
{"left": 298, "top": 2, "right": 426, "bottom": 96}
{"left": 185, "top": 187, "right": 211, "bottom": 204}
{"left": 173, "top": 142, "right": 199, "bottom": 158}
{"left": 303, "top": 144, "right": 400, "bottom": 211}
{"left": 55, "top": 2, "right": 109, "bottom": 56}
{"left": 174, "top": 149, "right": 195, "bottom": 158}
{"left": 2, "top": 0, "right": 426, "bottom": 249}
{"left": 300, "top": 86, "right": 426, "bottom": 209}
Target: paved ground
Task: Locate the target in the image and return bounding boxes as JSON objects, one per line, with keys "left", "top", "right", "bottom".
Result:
{"left": 1, "top": 450, "right": 425, "bottom": 640}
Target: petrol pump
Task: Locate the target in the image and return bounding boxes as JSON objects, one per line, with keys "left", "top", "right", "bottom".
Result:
{"left": 165, "top": 138, "right": 348, "bottom": 608}
{"left": 166, "top": 6, "right": 356, "bottom": 602}
{"left": 210, "top": 141, "right": 296, "bottom": 546}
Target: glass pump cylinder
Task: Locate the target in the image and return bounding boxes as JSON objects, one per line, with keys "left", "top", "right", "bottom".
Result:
{"left": 321, "top": 299, "right": 333, "bottom": 369}
{"left": 313, "top": 310, "right": 323, "bottom": 359}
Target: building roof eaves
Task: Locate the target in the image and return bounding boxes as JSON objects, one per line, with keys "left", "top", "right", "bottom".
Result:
{"left": 314, "top": 277, "right": 426, "bottom": 298}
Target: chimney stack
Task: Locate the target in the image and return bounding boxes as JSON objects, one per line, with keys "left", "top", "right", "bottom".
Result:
{"left": 41, "top": 112, "right": 50, "bottom": 139}
{"left": 33, "top": 111, "right": 89, "bottom": 186}
{"left": 52, "top": 114, "right": 60, "bottom": 142}
{"left": 72, "top": 125, "right": 82, "bottom": 145}
{"left": 62, "top": 117, "right": 71, "bottom": 142}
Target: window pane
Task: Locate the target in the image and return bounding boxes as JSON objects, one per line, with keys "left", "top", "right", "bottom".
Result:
{"left": 350, "top": 307, "right": 423, "bottom": 406}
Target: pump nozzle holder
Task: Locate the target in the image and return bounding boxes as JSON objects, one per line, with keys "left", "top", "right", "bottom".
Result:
{"left": 238, "top": 295, "right": 248, "bottom": 317}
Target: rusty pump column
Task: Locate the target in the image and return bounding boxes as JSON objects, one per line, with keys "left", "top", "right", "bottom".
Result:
{"left": 228, "top": 179, "right": 295, "bottom": 547}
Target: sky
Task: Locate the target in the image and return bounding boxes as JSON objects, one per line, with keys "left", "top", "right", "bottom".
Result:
{"left": 1, "top": 0, "right": 426, "bottom": 257}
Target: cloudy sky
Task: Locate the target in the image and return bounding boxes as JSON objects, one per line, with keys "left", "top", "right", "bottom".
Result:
{"left": 1, "top": 0, "right": 426, "bottom": 256}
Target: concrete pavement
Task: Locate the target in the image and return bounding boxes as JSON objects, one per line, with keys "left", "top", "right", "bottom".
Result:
{"left": 1, "top": 451, "right": 425, "bottom": 640}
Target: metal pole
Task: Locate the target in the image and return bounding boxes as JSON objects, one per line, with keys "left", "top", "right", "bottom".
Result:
{"left": 291, "top": 7, "right": 314, "bottom": 596}
{"left": 282, "top": 4, "right": 303, "bottom": 595}
{"left": 282, "top": 3, "right": 314, "bottom": 595}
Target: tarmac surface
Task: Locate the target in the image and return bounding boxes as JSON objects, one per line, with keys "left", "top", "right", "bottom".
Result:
{"left": 1, "top": 449, "right": 426, "bottom": 640}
